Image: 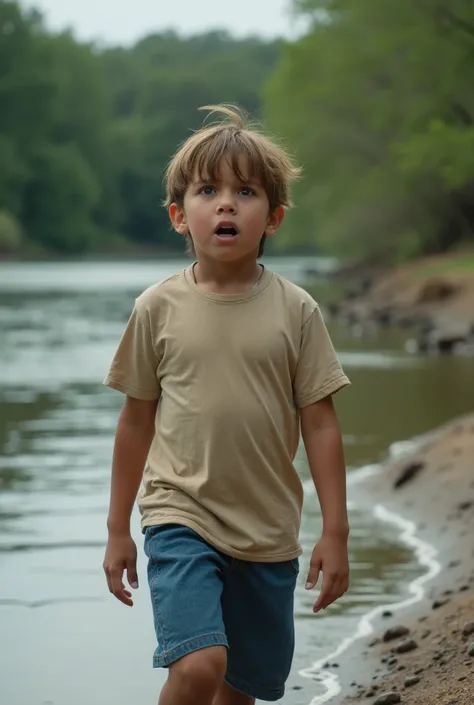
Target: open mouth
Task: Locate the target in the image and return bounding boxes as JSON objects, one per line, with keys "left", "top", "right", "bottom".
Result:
{"left": 215, "top": 226, "right": 238, "bottom": 238}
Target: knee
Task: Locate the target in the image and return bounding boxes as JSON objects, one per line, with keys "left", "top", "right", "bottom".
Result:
{"left": 171, "top": 646, "right": 227, "bottom": 698}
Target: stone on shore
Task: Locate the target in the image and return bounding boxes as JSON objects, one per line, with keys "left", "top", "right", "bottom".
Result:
{"left": 383, "top": 626, "right": 410, "bottom": 643}
{"left": 461, "top": 621, "right": 474, "bottom": 638}
{"left": 374, "top": 693, "right": 402, "bottom": 705}
{"left": 393, "top": 639, "right": 418, "bottom": 654}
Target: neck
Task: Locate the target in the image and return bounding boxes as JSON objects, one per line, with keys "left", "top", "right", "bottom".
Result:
{"left": 193, "top": 255, "right": 262, "bottom": 293}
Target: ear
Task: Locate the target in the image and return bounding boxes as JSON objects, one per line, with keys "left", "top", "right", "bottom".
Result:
{"left": 265, "top": 206, "right": 285, "bottom": 237}
{"left": 169, "top": 203, "right": 188, "bottom": 235}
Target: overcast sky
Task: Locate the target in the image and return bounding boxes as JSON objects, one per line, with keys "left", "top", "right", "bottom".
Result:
{"left": 21, "top": 0, "right": 303, "bottom": 45}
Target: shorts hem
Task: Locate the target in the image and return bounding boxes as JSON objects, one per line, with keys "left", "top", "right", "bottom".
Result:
{"left": 141, "top": 517, "right": 302, "bottom": 562}
{"left": 153, "top": 632, "right": 228, "bottom": 668}
{"left": 225, "top": 671, "right": 284, "bottom": 702}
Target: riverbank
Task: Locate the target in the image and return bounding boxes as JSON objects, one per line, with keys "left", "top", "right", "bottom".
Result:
{"left": 336, "top": 413, "right": 474, "bottom": 704}
{"left": 326, "top": 250, "right": 474, "bottom": 355}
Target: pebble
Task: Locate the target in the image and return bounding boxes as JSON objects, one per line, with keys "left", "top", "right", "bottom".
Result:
{"left": 383, "top": 626, "right": 410, "bottom": 642}
{"left": 468, "top": 642, "right": 474, "bottom": 657}
{"left": 374, "top": 693, "right": 401, "bottom": 705}
{"left": 382, "top": 610, "right": 393, "bottom": 618}
{"left": 393, "top": 639, "right": 418, "bottom": 654}
{"left": 432, "top": 598, "right": 450, "bottom": 609}
{"left": 404, "top": 675, "right": 420, "bottom": 687}
{"left": 462, "top": 621, "right": 474, "bottom": 637}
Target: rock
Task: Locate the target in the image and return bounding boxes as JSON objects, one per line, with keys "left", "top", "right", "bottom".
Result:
{"left": 432, "top": 598, "right": 450, "bottom": 609}
{"left": 393, "top": 639, "right": 418, "bottom": 654}
{"left": 393, "top": 461, "right": 425, "bottom": 489}
{"left": 404, "top": 675, "right": 420, "bottom": 687}
{"left": 383, "top": 626, "right": 410, "bottom": 642}
{"left": 448, "top": 559, "right": 461, "bottom": 568}
{"left": 382, "top": 610, "right": 393, "bottom": 618}
{"left": 373, "top": 306, "right": 394, "bottom": 327}
{"left": 426, "top": 322, "right": 472, "bottom": 355}
{"left": 468, "top": 643, "right": 474, "bottom": 657}
{"left": 416, "top": 278, "right": 458, "bottom": 304}
{"left": 462, "top": 622, "right": 474, "bottom": 637}
{"left": 374, "top": 693, "right": 401, "bottom": 705}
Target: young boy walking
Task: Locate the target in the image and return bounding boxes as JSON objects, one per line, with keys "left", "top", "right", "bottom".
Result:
{"left": 103, "top": 106, "right": 350, "bottom": 705}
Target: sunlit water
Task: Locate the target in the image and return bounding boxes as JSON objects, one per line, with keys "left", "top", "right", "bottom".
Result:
{"left": 1, "top": 259, "right": 473, "bottom": 705}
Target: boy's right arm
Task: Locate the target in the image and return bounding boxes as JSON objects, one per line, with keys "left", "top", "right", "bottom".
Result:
{"left": 103, "top": 395, "right": 158, "bottom": 607}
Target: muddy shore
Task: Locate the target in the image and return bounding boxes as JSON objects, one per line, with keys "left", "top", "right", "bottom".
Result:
{"left": 332, "top": 414, "right": 474, "bottom": 704}
{"left": 323, "top": 251, "right": 474, "bottom": 355}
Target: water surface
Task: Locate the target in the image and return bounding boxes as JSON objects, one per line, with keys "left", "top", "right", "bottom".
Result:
{"left": 1, "top": 259, "right": 473, "bottom": 705}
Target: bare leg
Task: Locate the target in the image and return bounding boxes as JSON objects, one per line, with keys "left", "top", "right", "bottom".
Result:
{"left": 213, "top": 681, "right": 255, "bottom": 705}
{"left": 158, "top": 646, "right": 227, "bottom": 705}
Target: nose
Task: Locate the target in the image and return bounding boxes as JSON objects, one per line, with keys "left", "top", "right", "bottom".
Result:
{"left": 216, "top": 190, "right": 236, "bottom": 214}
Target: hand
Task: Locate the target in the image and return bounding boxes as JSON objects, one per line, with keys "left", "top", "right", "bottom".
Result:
{"left": 305, "top": 535, "right": 349, "bottom": 613}
{"left": 103, "top": 532, "right": 139, "bottom": 607}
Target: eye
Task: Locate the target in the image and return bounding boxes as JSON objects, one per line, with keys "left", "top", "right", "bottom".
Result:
{"left": 239, "top": 186, "right": 255, "bottom": 196}
{"left": 199, "top": 185, "right": 215, "bottom": 196}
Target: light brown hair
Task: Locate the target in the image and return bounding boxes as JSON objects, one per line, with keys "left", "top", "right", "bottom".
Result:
{"left": 165, "top": 105, "right": 301, "bottom": 256}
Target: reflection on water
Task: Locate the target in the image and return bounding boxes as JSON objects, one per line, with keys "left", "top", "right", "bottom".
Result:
{"left": 1, "top": 259, "right": 473, "bottom": 705}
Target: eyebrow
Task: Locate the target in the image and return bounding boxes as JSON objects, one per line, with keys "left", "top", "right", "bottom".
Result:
{"left": 192, "top": 178, "right": 261, "bottom": 187}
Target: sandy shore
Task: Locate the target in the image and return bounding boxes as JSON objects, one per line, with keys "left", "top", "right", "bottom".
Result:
{"left": 335, "top": 413, "right": 474, "bottom": 704}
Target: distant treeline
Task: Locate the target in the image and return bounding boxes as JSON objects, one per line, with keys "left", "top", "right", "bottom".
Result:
{"left": 267, "top": 0, "right": 474, "bottom": 262}
{"left": 2, "top": 0, "right": 474, "bottom": 263}
{"left": 0, "top": 1, "right": 280, "bottom": 256}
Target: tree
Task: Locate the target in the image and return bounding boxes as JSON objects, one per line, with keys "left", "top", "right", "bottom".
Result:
{"left": 265, "top": 0, "right": 474, "bottom": 261}
{"left": 0, "top": 3, "right": 280, "bottom": 255}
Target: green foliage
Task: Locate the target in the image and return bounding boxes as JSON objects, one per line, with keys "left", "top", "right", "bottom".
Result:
{"left": 0, "top": 209, "right": 22, "bottom": 253}
{"left": 0, "top": 2, "right": 279, "bottom": 255}
{"left": 265, "top": 0, "right": 474, "bottom": 261}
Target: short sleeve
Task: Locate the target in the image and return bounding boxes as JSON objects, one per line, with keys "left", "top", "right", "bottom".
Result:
{"left": 294, "top": 306, "right": 350, "bottom": 409}
{"left": 103, "top": 305, "right": 161, "bottom": 400}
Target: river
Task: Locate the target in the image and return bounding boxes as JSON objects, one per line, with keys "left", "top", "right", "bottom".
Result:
{"left": 1, "top": 258, "right": 473, "bottom": 705}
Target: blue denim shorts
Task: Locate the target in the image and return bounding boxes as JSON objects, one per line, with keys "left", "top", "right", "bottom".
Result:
{"left": 144, "top": 524, "right": 299, "bottom": 702}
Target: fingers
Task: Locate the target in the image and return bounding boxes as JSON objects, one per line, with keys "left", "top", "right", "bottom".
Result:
{"left": 313, "top": 573, "right": 349, "bottom": 613}
{"left": 305, "top": 556, "right": 322, "bottom": 591}
{"left": 126, "top": 559, "right": 139, "bottom": 590}
{"left": 313, "top": 572, "right": 336, "bottom": 613}
{"left": 103, "top": 564, "right": 134, "bottom": 607}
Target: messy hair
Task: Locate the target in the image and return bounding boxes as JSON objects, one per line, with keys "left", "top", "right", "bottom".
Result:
{"left": 164, "top": 105, "right": 301, "bottom": 257}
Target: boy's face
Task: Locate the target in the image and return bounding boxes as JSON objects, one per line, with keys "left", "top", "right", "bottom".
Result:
{"left": 169, "top": 157, "right": 284, "bottom": 261}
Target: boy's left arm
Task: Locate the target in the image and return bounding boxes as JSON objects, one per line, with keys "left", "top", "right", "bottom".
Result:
{"left": 300, "top": 395, "right": 350, "bottom": 614}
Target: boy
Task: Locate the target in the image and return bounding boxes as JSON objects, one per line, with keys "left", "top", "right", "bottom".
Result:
{"left": 103, "top": 105, "right": 350, "bottom": 705}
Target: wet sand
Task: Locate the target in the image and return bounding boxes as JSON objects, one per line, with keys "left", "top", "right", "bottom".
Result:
{"left": 336, "top": 414, "right": 474, "bottom": 704}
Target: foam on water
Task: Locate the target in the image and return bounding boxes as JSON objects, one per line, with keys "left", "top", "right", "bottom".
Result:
{"left": 298, "top": 502, "right": 441, "bottom": 704}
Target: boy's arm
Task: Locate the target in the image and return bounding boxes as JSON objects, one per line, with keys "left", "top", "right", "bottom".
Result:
{"left": 103, "top": 395, "right": 157, "bottom": 606}
{"left": 300, "top": 395, "right": 350, "bottom": 613}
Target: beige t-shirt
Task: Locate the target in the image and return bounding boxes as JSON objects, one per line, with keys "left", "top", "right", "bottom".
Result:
{"left": 104, "top": 265, "right": 350, "bottom": 561}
